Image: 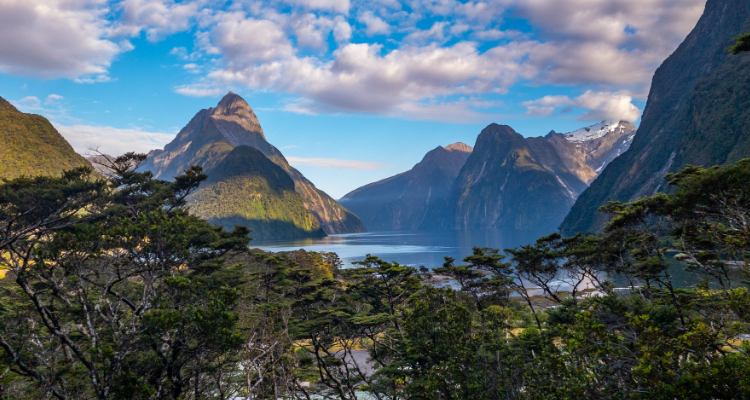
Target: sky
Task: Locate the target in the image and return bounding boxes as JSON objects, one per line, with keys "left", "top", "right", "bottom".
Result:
{"left": 0, "top": 0, "right": 707, "bottom": 199}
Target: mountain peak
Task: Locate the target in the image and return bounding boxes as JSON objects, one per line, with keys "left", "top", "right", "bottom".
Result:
{"left": 0, "top": 96, "right": 19, "bottom": 113}
{"left": 562, "top": 120, "right": 622, "bottom": 143}
{"left": 445, "top": 142, "right": 472, "bottom": 152}
{"left": 209, "top": 92, "right": 265, "bottom": 140}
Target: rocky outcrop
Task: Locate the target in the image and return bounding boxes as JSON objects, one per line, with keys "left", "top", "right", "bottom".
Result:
{"left": 142, "top": 92, "right": 365, "bottom": 236}
{"left": 547, "top": 121, "right": 637, "bottom": 184}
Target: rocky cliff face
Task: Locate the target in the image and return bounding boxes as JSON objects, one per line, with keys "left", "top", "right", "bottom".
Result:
{"left": 441, "top": 124, "right": 587, "bottom": 232}
{"left": 0, "top": 96, "right": 91, "bottom": 179}
{"left": 339, "top": 142, "right": 472, "bottom": 231}
{"left": 560, "top": 0, "right": 750, "bottom": 235}
{"left": 547, "top": 121, "right": 637, "bottom": 184}
{"left": 142, "top": 92, "right": 365, "bottom": 236}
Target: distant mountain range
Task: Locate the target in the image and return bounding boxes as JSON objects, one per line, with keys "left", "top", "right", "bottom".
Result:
{"left": 0, "top": 96, "right": 91, "bottom": 180}
{"left": 340, "top": 143, "right": 472, "bottom": 231}
{"left": 560, "top": 0, "right": 750, "bottom": 235}
{"left": 141, "top": 92, "right": 365, "bottom": 240}
{"left": 342, "top": 120, "right": 635, "bottom": 232}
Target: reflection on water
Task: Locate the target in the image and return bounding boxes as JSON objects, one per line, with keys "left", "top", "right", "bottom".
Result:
{"left": 253, "top": 229, "right": 553, "bottom": 270}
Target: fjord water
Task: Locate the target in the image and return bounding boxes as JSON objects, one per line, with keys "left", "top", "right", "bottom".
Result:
{"left": 254, "top": 229, "right": 742, "bottom": 291}
{"left": 253, "top": 229, "right": 553, "bottom": 269}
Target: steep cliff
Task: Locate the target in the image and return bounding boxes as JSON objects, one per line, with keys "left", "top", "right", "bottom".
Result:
{"left": 560, "top": 0, "right": 750, "bottom": 235}
{"left": 142, "top": 92, "right": 365, "bottom": 236}
{"left": 443, "top": 124, "right": 587, "bottom": 232}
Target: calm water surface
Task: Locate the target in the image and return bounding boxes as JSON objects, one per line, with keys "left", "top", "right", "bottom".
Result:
{"left": 253, "top": 229, "right": 552, "bottom": 270}
{"left": 254, "top": 229, "right": 744, "bottom": 290}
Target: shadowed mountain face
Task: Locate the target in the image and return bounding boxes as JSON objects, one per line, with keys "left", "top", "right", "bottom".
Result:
{"left": 560, "top": 0, "right": 750, "bottom": 235}
{"left": 142, "top": 92, "right": 365, "bottom": 238}
{"left": 339, "top": 142, "right": 473, "bottom": 231}
{"left": 341, "top": 120, "right": 633, "bottom": 233}
{"left": 0, "top": 96, "right": 91, "bottom": 179}
{"left": 438, "top": 124, "right": 588, "bottom": 232}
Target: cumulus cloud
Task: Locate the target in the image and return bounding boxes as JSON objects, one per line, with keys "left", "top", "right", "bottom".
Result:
{"left": 286, "top": 157, "right": 388, "bottom": 170}
{"left": 357, "top": 11, "right": 390, "bottom": 36}
{"left": 282, "top": 0, "right": 350, "bottom": 14}
{"left": 111, "top": 0, "right": 204, "bottom": 42}
{"left": 522, "top": 90, "right": 642, "bottom": 122}
{"left": 55, "top": 124, "right": 175, "bottom": 155}
{"left": 170, "top": 0, "right": 705, "bottom": 122}
{"left": 0, "top": 0, "right": 126, "bottom": 79}
{"left": 207, "top": 12, "right": 295, "bottom": 65}
{"left": 201, "top": 41, "right": 534, "bottom": 117}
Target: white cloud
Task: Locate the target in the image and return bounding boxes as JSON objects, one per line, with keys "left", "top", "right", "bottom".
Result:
{"left": 291, "top": 14, "right": 334, "bottom": 49}
{"left": 0, "top": 0, "right": 126, "bottom": 79}
{"left": 19, "top": 96, "right": 41, "bottom": 106}
{"left": 202, "top": 41, "right": 534, "bottom": 117}
{"left": 207, "top": 12, "right": 295, "bottom": 65}
{"left": 110, "top": 0, "right": 204, "bottom": 42}
{"left": 357, "top": 11, "right": 390, "bottom": 36}
{"left": 171, "top": 0, "right": 705, "bottom": 122}
{"left": 404, "top": 22, "right": 448, "bottom": 44}
{"left": 286, "top": 157, "right": 387, "bottom": 170}
{"left": 522, "top": 90, "right": 642, "bottom": 122}
{"left": 333, "top": 16, "right": 352, "bottom": 43}
{"left": 55, "top": 124, "right": 175, "bottom": 155}
{"left": 282, "top": 0, "right": 350, "bottom": 14}
{"left": 45, "top": 94, "right": 64, "bottom": 104}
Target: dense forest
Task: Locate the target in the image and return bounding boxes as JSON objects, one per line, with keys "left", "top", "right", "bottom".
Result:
{"left": 1, "top": 150, "right": 750, "bottom": 399}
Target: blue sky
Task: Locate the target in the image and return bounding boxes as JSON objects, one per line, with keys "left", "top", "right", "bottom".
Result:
{"left": 0, "top": 0, "right": 706, "bottom": 198}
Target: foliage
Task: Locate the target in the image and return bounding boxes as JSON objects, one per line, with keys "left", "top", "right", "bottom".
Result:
{"left": 731, "top": 32, "right": 750, "bottom": 55}
{"left": 0, "top": 96, "right": 91, "bottom": 180}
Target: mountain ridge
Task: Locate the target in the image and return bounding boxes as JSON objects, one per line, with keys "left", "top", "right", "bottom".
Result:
{"left": 560, "top": 0, "right": 750, "bottom": 235}
{"left": 340, "top": 142, "right": 472, "bottom": 231}
{"left": 0, "top": 96, "right": 92, "bottom": 180}
{"left": 142, "top": 93, "right": 365, "bottom": 237}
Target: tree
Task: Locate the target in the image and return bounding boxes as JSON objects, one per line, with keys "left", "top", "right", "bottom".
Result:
{"left": 731, "top": 32, "right": 750, "bottom": 55}
{"left": 0, "top": 154, "right": 250, "bottom": 399}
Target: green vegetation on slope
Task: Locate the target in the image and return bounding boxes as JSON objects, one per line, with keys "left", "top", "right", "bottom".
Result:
{"left": 188, "top": 146, "right": 325, "bottom": 240}
{"left": 0, "top": 96, "right": 90, "bottom": 180}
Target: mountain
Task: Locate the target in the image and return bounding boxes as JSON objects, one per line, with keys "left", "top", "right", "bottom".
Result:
{"left": 339, "top": 143, "right": 472, "bottom": 231}
{"left": 560, "top": 0, "right": 750, "bottom": 235}
{"left": 441, "top": 124, "right": 588, "bottom": 232}
{"left": 187, "top": 146, "right": 325, "bottom": 239}
{"left": 0, "top": 96, "right": 91, "bottom": 179}
{"left": 547, "top": 121, "right": 637, "bottom": 184}
{"left": 141, "top": 92, "right": 365, "bottom": 237}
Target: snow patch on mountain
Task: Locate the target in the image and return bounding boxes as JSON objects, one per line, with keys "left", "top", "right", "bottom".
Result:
{"left": 563, "top": 121, "right": 620, "bottom": 143}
